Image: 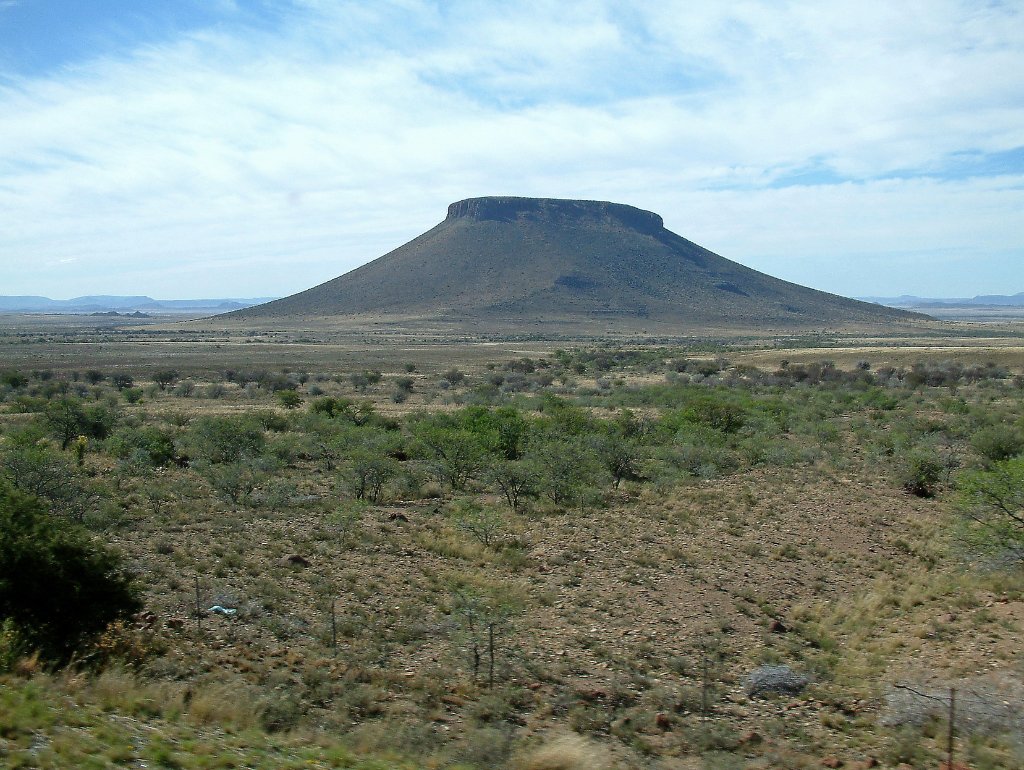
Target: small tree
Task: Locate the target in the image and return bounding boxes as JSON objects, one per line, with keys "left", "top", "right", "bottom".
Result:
{"left": 349, "top": 371, "right": 369, "bottom": 392}
{"left": 443, "top": 368, "right": 467, "bottom": 386}
{"left": 43, "top": 398, "right": 119, "bottom": 450}
{"left": 487, "top": 458, "right": 540, "bottom": 513}
{"left": 327, "top": 500, "right": 366, "bottom": 546}
{"left": 1, "top": 444, "right": 96, "bottom": 522}
{"left": 898, "top": 449, "right": 943, "bottom": 498}
{"left": 971, "top": 424, "right": 1024, "bottom": 465}
{"left": 107, "top": 425, "right": 176, "bottom": 467}
{"left": 449, "top": 498, "right": 506, "bottom": 548}
{"left": 348, "top": 448, "right": 399, "bottom": 503}
{"left": 450, "top": 585, "right": 519, "bottom": 688}
{"left": 43, "top": 398, "right": 87, "bottom": 450}
{"left": 593, "top": 433, "right": 645, "bottom": 488}
{"left": 310, "top": 396, "right": 375, "bottom": 425}
{"left": 199, "top": 460, "right": 267, "bottom": 506}
{"left": 392, "top": 376, "right": 416, "bottom": 403}
{"left": 122, "top": 387, "right": 144, "bottom": 404}
{"left": 153, "top": 369, "right": 179, "bottom": 391}
{"left": 0, "top": 370, "right": 29, "bottom": 388}
{"left": 111, "top": 373, "right": 134, "bottom": 391}
{"left": 277, "top": 390, "right": 302, "bottom": 409}
{"left": 413, "top": 424, "right": 487, "bottom": 491}
{"left": 0, "top": 483, "right": 141, "bottom": 663}
{"left": 182, "top": 415, "right": 266, "bottom": 464}
{"left": 957, "top": 457, "right": 1024, "bottom": 559}
{"left": 528, "top": 436, "right": 606, "bottom": 506}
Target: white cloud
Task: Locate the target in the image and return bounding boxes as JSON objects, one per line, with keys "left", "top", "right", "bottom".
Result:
{"left": 0, "top": 0, "right": 1021, "bottom": 298}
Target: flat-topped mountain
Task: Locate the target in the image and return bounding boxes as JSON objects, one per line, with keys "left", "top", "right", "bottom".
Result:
{"left": 231, "top": 196, "right": 925, "bottom": 330}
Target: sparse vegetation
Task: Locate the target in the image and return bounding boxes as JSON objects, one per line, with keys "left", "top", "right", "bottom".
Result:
{"left": 0, "top": 319, "right": 1022, "bottom": 769}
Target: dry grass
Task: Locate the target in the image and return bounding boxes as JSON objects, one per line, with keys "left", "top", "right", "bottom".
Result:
{"left": 2, "top": 319, "right": 1023, "bottom": 768}
{"left": 515, "top": 733, "right": 611, "bottom": 770}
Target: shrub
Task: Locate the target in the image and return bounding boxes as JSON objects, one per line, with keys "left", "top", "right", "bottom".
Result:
{"left": 488, "top": 458, "right": 541, "bottom": 512}
{"left": 0, "top": 617, "right": 29, "bottom": 673}
{"left": 43, "top": 397, "right": 118, "bottom": 449}
{"left": 897, "top": 449, "right": 943, "bottom": 497}
{"left": 153, "top": 369, "right": 179, "bottom": 390}
{"left": 122, "top": 387, "right": 144, "bottom": 404}
{"left": 1, "top": 370, "right": 29, "bottom": 388}
{"left": 0, "top": 483, "right": 141, "bottom": 663}
{"left": 199, "top": 460, "right": 268, "bottom": 505}
{"left": 107, "top": 425, "right": 176, "bottom": 467}
{"left": 277, "top": 390, "right": 302, "bottom": 409}
{"left": 971, "top": 423, "right": 1024, "bottom": 465}
{"left": 413, "top": 423, "right": 488, "bottom": 490}
{"left": 181, "top": 415, "right": 265, "bottom": 464}
{"left": 443, "top": 368, "right": 467, "bottom": 386}
{"left": 173, "top": 380, "right": 196, "bottom": 397}
{"left": 252, "top": 409, "right": 289, "bottom": 432}
{"left": 347, "top": 446, "right": 400, "bottom": 503}
{"left": 527, "top": 436, "right": 605, "bottom": 505}
{"left": 957, "top": 457, "right": 1024, "bottom": 560}
{"left": 111, "top": 373, "right": 134, "bottom": 390}
{"left": 0, "top": 444, "right": 96, "bottom": 522}
{"left": 310, "top": 396, "right": 375, "bottom": 425}
{"left": 449, "top": 498, "right": 506, "bottom": 547}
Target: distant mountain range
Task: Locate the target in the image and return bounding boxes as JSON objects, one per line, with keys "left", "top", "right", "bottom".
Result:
{"left": 0, "top": 296, "right": 276, "bottom": 314}
{"left": 858, "top": 293, "right": 1024, "bottom": 308}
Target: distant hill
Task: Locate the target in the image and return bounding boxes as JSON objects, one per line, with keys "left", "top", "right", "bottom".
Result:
{"left": 230, "top": 196, "right": 925, "bottom": 331}
{"left": 859, "top": 292, "right": 1024, "bottom": 308}
{"left": 0, "top": 296, "right": 277, "bottom": 313}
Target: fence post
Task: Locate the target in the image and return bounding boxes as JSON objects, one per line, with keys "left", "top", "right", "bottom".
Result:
{"left": 331, "top": 598, "right": 338, "bottom": 656}
{"left": 194, "top": 575, "right": 202, "bottom": 634}
{"left": 946, "top": 687, "right": 956, "bottom": 770}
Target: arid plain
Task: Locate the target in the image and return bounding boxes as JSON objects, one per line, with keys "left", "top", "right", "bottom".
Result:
{"left": 1, "top": 311, "right": 1023, "bottom": 769}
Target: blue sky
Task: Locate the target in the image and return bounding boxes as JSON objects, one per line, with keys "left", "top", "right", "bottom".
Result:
{"left": 1, "top": 0, "right": 1022, "bottom": 300}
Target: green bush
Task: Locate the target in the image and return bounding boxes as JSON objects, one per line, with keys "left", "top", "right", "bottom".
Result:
{"left": 43, "top": 397, "right": 119, "bottom": 449}
{"left": 897, "top": 449, "right": 943, "bottom": 497}
{"left": 412, "top": 422, "right": 488, "bottom": 491}
{"left": 971, "top": 423, "right": 1024, "bottom": 464}
{"left": 277, "top": 390, "right": 302, "bottom": 409}
{"left": 527, "top": 435, "right": 605, "bottom": 505}
{"left": 957, "top": 457, "right": 1024, "bottom": 558}
{"left": 181, "top": 415, "right": 266, "bottom": 464}
{"left": 310, "top": 396, "right": 376, "bottom": 425}
{"left": 0, "top": 444, "right": 96, "bottom": 522}
{"left": 0, "top": 483, "right": 141, "bottom": 663}
{"left": 198, "top": 460, "right": 269, "bottom": 505}
{"left": 107, "top": 425, "right": 176, "bottom": 467}
{"left": 122, "top": 387, "right": 144, "bottom": 404}
{"left": 0, "top": 370, "right": 29, "bottom": 388}
{"left": 347, "top": 446, "right": 400, "bottom": 502}
{"left": 0, "top": 617, "right": 29, "bottom": 672}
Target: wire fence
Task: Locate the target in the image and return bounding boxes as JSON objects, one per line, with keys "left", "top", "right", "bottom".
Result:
{"left": 881, "top": 671, "right": 1023, "bottom": 767}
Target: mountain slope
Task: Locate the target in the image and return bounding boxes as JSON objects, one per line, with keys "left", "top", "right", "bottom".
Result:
{"left": 232, "top": 196, "right": 924, "bottom": 329}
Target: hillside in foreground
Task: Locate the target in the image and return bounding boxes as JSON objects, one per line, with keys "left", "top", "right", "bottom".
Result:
{"left": 1, "top": 336, "right": 1022, "bottom": 769}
